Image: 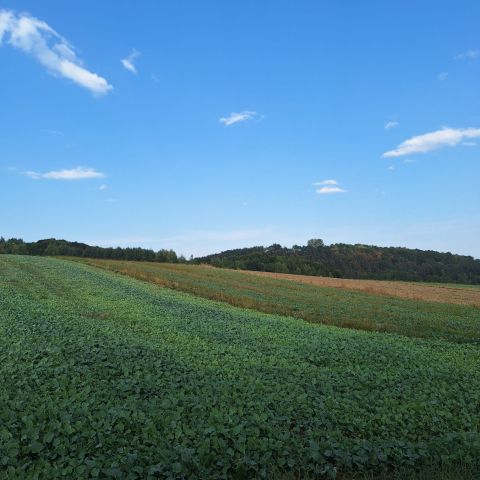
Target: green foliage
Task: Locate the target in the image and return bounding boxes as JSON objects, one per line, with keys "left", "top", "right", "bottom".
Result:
{"left": 76, "top": 258, "right": 480, "bottom": 343}
{"left": 2, "top": 235, "right": 480, "bottom": 284}
{"left": 0, "top": 237, "right": 179, "bottom": 263}
{"left": 307, "top": 239, "right": 325, "bottom": 248}
{"left": 1, "top": 255, "right": 480, "bottom": 478}
{"left": 195, "top": 242, "right": 480, "bottom": 285}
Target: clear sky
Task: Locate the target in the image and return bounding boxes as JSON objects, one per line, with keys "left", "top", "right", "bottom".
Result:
{"left": 1, "top": 1, "right": 479, "bottom": 258}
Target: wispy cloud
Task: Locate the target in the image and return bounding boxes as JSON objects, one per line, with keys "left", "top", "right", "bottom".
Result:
{"left": 462, "top": 141, "right": 477, "bottom": 147}
{"left": 0, "top": 9, "right": 112, "bottom": 95}
{"left": 314, "top": 179, "right": 338, "bottom": 186}
{"left": 121, "top": 49, "right": 140, "bottom": 74}
{"left": 23, "top": 167, "right": 105, "bottom": 180}
{"left": 317, "top": 186, "right": 346, "bottom": 195}
{"left": 438, "top": 72, "right": 449, "bottom": 81}
{"left": 315, "top": 179, "right": 346, "bottom": 195}
{"left": 385, "top": 121, "right": 398, "bottom": 130}
{"left": 99, "top": 183, "right": 107, "bottom": 190}
{"left": 219, "top": 111, "right": 257, "bottom": 126}
{"left": 44, "top": 129, "right": 64, "bottom": 136}
{"left": 454, "top": 49, "right": 480, "bottom": 60}
{"left": 382, "top": 127, "right": 480, "bottom": 158}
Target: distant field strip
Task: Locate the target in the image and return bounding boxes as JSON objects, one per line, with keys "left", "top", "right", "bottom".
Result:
{"left": 1, "top": 255, "right": 480, "bottom": 478}
{"left": 240, "top": 270, "right": 480, "bottom": 307}
{"left": 72, "top": 258, "right": 480, "bottom": 343}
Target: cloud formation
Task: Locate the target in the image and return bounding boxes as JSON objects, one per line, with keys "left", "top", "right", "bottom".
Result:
{"left": 0, "top": 9, "right": 112, "bottom": 95}
{"left": 219, "top": 111, "right": 257, "bottom": 126}
{"left": 454, "top": 49, "right": 480, "bottom": 60}
{"left": 23, "top": 167, "right": 105, "bottom": 180}
{"left": 317, "top": 186, "right": 346, "bottom": 195}
{"left": 385, "top": 121, "right": 398, "bottom": 130}
{"left": 314, "top": 180, "right": 338, "bottom": 186}
{"left": 382, "top": 127, "right": 480, "bottom": 158}
{"left": 121, "top": 49, "right": 140, "bottom": 74}
{"left": 315, "top": 180, "right": 346, "bottom": 195}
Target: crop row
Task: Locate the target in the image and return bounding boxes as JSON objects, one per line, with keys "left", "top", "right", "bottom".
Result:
{"left": 0, "top": 255, "right": 479, "bottom": 478}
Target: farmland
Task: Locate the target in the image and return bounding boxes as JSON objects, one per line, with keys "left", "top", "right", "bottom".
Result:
{"left": 72, "top": 258, "right": 480, "bottom": 343}
{"left": 1, "top": 255, "right": 480, "bottom": 478}
{"left": 241, "top": 270, "right": 480, "bottom": 307}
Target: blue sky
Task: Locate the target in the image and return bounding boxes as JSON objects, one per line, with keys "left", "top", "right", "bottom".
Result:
{"left": 1, "top": 1, "right": 479, "bottom": 257}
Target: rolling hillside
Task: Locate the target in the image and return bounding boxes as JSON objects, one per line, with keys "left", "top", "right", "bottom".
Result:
{"left": 1, "top": 255, "right": 479, "bottom": 478}
{"left": 195, "top": 241, "right": 480, "bottom": 285}
{"left": 73, "top": 258, "right": 480, "bottom": 343}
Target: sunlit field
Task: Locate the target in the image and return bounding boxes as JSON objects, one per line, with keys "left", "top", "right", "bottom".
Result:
{"left": 72, "top": 258, "right": 480, "bottom": 343}
{"left": 1, "top": 255, "right": 479, "bottom": 478}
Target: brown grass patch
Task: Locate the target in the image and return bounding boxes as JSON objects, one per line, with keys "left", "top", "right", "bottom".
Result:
{"left": 240, "top": 270, "right": 480, "bottom": 307}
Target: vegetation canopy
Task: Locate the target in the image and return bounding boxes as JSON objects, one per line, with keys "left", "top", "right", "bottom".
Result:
{"left": 195, "top": 240, "right": 480, "bottom": 285}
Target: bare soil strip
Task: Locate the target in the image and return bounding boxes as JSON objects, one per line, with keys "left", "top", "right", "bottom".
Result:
{"left": 240, "top": 270, "right": 480, "bottom": 307}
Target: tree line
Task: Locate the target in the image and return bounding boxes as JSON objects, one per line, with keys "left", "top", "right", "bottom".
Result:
{"left": 2, "top": 236, "right": 480, "bottom": 284}
{"left": 0, "top": 238, "right": 182, "bottom": 263}
{"left": 194, "top": 239, "right": 480, "bottom": 285}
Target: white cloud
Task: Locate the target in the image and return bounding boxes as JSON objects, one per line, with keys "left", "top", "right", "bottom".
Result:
{"left": 315, "top": 179, "right": 346, "bottom": 194}
{"left": 316, "top": 186, "right": 346, "bottom": 195}
{"left": 121, "top": 49, "right": 140, "bottom": 74}
{"left": 314, "top": 179, "right": 338, "bottom": 186}
{"left": 454, "top": 49, "right": 480, "bottom": 60}
{"left": 438, "top": 72, "right": 449, "bottom": 81}
{"left": 0, "top": 9, "right": 112, "bottom": 95}
{"left": 382, "top": 127, "right": 480, "bottom": 158}
{"left": 219, "top": 111, "right": 257, "bottom": 126}
{"left": 23, "top": 167, "right": 105, "bottom": 180}
{"left": 385, "top": 121, "right": 398, "bottom": 130}
{"left": 462, "top": 141, "right": 477, "bottom": 147}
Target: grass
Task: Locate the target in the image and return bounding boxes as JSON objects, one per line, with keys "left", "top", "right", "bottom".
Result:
{"left": 71, "top": 258, "right": 480, "bottom": 343}
{"left": 240, "top": 270, "right": 480, "bottom": 307}
{"left": 1, "top": 255, "right": 480, "bottom": 479}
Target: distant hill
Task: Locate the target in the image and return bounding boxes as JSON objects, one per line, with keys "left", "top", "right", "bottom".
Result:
{"left": 194, "top": 239, "right": 480, "bottom": 285}
{"left": 2, "top": 236, "right": 480, "bottom": 284}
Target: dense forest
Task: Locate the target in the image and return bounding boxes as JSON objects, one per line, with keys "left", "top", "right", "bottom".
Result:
{"left": 195, "top": 239, "right": 480, "bottom": 285}
{"left": 2, "top": 237, "right": 480, "bottom": 284}
{"left": 0, "top": 238, "right": 181, "bottom": 263}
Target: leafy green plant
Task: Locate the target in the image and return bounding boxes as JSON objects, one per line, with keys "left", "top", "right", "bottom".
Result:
{"left": 74, "top": 258, "right": 480, "bottom": 343}
{"left": 1, "top": 255, "right": 479, "bottom": 479}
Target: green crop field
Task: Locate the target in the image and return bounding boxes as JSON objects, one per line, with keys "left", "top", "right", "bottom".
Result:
{"left": 72, "top": 258, "right": 480, "bottom": 344}
{"left": 1, "top": 255, "right": 480, "bottom": 479}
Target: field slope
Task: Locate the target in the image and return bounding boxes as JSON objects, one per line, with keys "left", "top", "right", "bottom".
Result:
{"left": 241, "top": 270, "right": 480, "bottom": 306}
{"left": 1, "top": 255, "right": 480, "bottom": 478}
{"left": 72, "top": 258, "right": 480, "bottom": 343}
